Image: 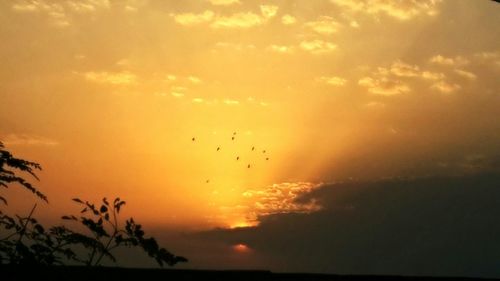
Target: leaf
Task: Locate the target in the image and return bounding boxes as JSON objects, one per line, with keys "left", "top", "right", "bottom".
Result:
{"left": 100, "top": 205, "right": 107, "bottom": 213}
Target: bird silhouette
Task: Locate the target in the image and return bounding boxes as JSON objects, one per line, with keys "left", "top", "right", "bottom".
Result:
{"left": 192, "top": 137, "right": 195, "bottom": 141}
{"left": 266, "top": 157, "right": 269, "bottom": 161}
{"left": 236, "top": 156, "right": 240, "bottom": 160}
{"left": 262, "top": 150, "right": 266, "bottom": 153}
{"left": 247, "top": 164, "right": 251, "bottom": 168}
{"left": 251, "top": 146, "right": 255, "bottom": 151}
{"left": 206, "top": 179, "right": 210, "bottom": 183}
{"left": 217, "top": 147, "right": 220, "bottom": 151}
{"left": 233, "top": 132, "right": 236, "bottom": 135}
{"left": 231, "top": 136, "right": 235, "bottom": 140}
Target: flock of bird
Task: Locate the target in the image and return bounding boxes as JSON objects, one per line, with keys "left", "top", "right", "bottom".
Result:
{"left": 191, "top": 132, "right": 269, "bottom": 183}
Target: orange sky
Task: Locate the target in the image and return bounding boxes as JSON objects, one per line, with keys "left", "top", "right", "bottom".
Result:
{"left": 1, "top": 0, "right": 499, "bottom": 230}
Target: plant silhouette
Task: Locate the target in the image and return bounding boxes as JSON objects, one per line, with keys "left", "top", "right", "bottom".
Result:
{"left": 0, "top": 141, "right": 187, "bottom": 266}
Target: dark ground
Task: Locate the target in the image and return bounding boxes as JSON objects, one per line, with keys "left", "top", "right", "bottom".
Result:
{"left": 1, "top": 266, "right": 499, "bottom": 281}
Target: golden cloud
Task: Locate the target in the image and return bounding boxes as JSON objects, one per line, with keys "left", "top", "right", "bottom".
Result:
{"left": 358, "top": 77, "right": 410, "bottom": 96}
{"left": 316, "top": 76, "right": 347, "bottom": 86}
{"left": 330, "top": 0, "right": 442, "bottom": 20}
{"left": 299, "top": 40, "right": 337, "bottom": 54}
{"left": 305, "top": 16, "right": 340, "bottom": 35}
{"left": 172, "top": 10, "right": 215, "bottom": 26}
{"left": 281, "top": 14, "right": 297, "bottom": 25}
{"left": 83, "top": 71, "right": 137, "bottom": 85}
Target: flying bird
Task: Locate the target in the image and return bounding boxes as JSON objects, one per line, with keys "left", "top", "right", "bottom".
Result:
{"left": 231, "top": 136, "right": 235, "bottom": 140}
{"left": 192, "top": 137, "right": 195, "bottom": 141}
{"left": 206, "top": 179, "right": 210, "bottom": 183}
{"left": 236, "top": 156, "right": 240, "bottom": 160}
{"left": 217, "top": 147, "right": 220, "bottom": 151}
{"left": 233, "top": 132, "right": 237, "bottom": 135}
{"left": 247, "top": 164, "right": 251, "bottom": 168}
{"left": 251, "top": 146, "right": 255, "bottom": 151}
{"left": 262, "top": 150, "right": 266, "bottom": 153}
{"left": 266, "top": 157, "right": 269, "bottom": 161}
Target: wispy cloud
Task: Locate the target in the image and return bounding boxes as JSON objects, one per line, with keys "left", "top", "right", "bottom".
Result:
{"left": 316, "top": 76, "right": 347, "bottom": 86}
{"left": 267, "top": 45, "right": 294, "bottom": 54}
{"left": 358, "top": 77, "right": 410, "bottom": 96}
{"left": 429, "top": 55, "right": 469, "bottom": 66}
{"left": 305, "top": 16, "right": 340, "bottom": 35}
{"left": 299, "top": 40, "right": 337, "bottom": 54}
{"left": 206, "top": 0, "right": 240, "bottom": 6}
{"left": 454, "top": 69, "right": 477, "bottom": 80}
{"left": 431, "top": 81, "right": 461, "bottom": 93}
{"left": 171, "top": 10, "right": 215, "bottom": 26}
{"left": 260, "top": 5, "right": 278, "bottom": 19}
{"left": 83, "top": 71, "right": 137, "bottom": 85}
{"left": 281, "top": 14, "right": 297, "bottom": 25}
{"left": 223, "top": 99, "right": 239, "bottom": 105}
{"left": 1, "top": 134, "right": 59, "bottom": 146}
{"left": 330, "top": 0, "right": 442, "bottom": 20}
{"left": 173, "top": 5, "right": 278, "bottom": 29}
{"left": 11, "top": 0, "right": 111, "bottom": 27}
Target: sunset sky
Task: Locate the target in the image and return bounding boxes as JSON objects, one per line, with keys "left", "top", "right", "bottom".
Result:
{"left": 1, "top": 0, "right": 499, "bottom": 277}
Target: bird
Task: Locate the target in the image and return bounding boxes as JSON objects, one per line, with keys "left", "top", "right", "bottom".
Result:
{"left": 247, "top": 164, "right": 251, "bottom": 168}
{"left": 266, "top": 157, "right": 269, "bottom": 161}
{"left": 231, "top": 136, "right": 235, "bottom": 140}
{"left": 251, "top": 146, "right": 255, "bottom": 151}
{"left": 236, "top": 156, "right": 240, "bottom": 160}
{"left": 217, "top": 147, "right": 220, "bottom": 151}
{"left": 192, "top": 137, "right": 195, "bottom": 141}
{"left": 262, "top": 150, "right": 266, "bottom": 153}
{"left": 206, "top": 179, "right": 210, "bottom": 183}
{"left": 233, "top": 132, "right": 237, "bottom": 135}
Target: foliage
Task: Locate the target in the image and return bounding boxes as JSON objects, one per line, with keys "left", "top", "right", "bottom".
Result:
{"left": 0, "top": 141, "right": 187, "bottom": 266}
{"left": 0, "top": 141, "right": 47, "bottom": 204}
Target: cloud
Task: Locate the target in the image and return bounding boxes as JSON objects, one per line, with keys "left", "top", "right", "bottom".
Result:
{"left": 207, "top": 0, "right": 240, "bottom": 6}
{"left": 170, "top": 86, "right": 187, "bottom": 98}
{"left": 223, "top": 99, "right": 239, "bottom": 105}
{"left": 267, "top": 45, "right": 294, "bottom": 54}
{"left": 454, "top": 69, "right": 477, "bottom": 80}
{"left": 316, "top": 76, "right": 347, "bottom": 86}
{"left": 166, "top": 74, "right": 177, "bottom": 81}
{"left": 260, "top": 5, "right": 278, "bottom": 19}
{"left": 330, "top": 0, "right": 442, "bottom": 20}
{"left": 210, "top": 12, "right": 264, "bottom": 29}
{"left": 389, "top": 60, "right": 420, "bottom": 77}
{"left": 421, "top": 71, "right": 445, "bottom": 80}
{"left": 171, "top": 92, "right": 184, "bottom": 98}
{"left": 188, "top": 174, "right": 500, "bottom": 277}
{"left": 83, "top": 71, "right": 137, "bottom": 85}
{"left": 192, "top": 98, "right": 204, "bottom": 103}
{"left": 11, "top": 0, "right": 110, "bottom": 27}
{"left": 173, "top": 5, "right": 277, "bottom": 29}
{"left": 238, "top": 182, "right": 322, "bottom": 225}
{"left": 429, "top": 55, "right": 469, "bottom": 66}
{"left": 1, "top": 134, "right": 59, "bottom": 146}
{"left": 171, "top": 10, "right": 215, "bottom": 26}
{"left": 358, "top": 77, "right": 410, "bottom": 96}
{"left": 431, "top": 80, "right": 461, "bottom": 93}
{"left": 188, "top": 76, "right": 202, "bottom": 84}
{"left": 299, "top": 40, "right": 337, "bottom": 54}
{"left": 281, "top": 14, "right": 297, "bottom": 25}
{"left": 305, "top": 16, "right": 340, "bottom": 35}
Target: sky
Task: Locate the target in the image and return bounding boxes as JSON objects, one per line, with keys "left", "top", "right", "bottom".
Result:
{"left": 0, "top": 0, "right": 499, "bottom": 277}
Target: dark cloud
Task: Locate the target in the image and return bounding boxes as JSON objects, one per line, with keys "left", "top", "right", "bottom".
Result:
{"left": 181, "top": 173, "right": 500, "bottom": 278}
